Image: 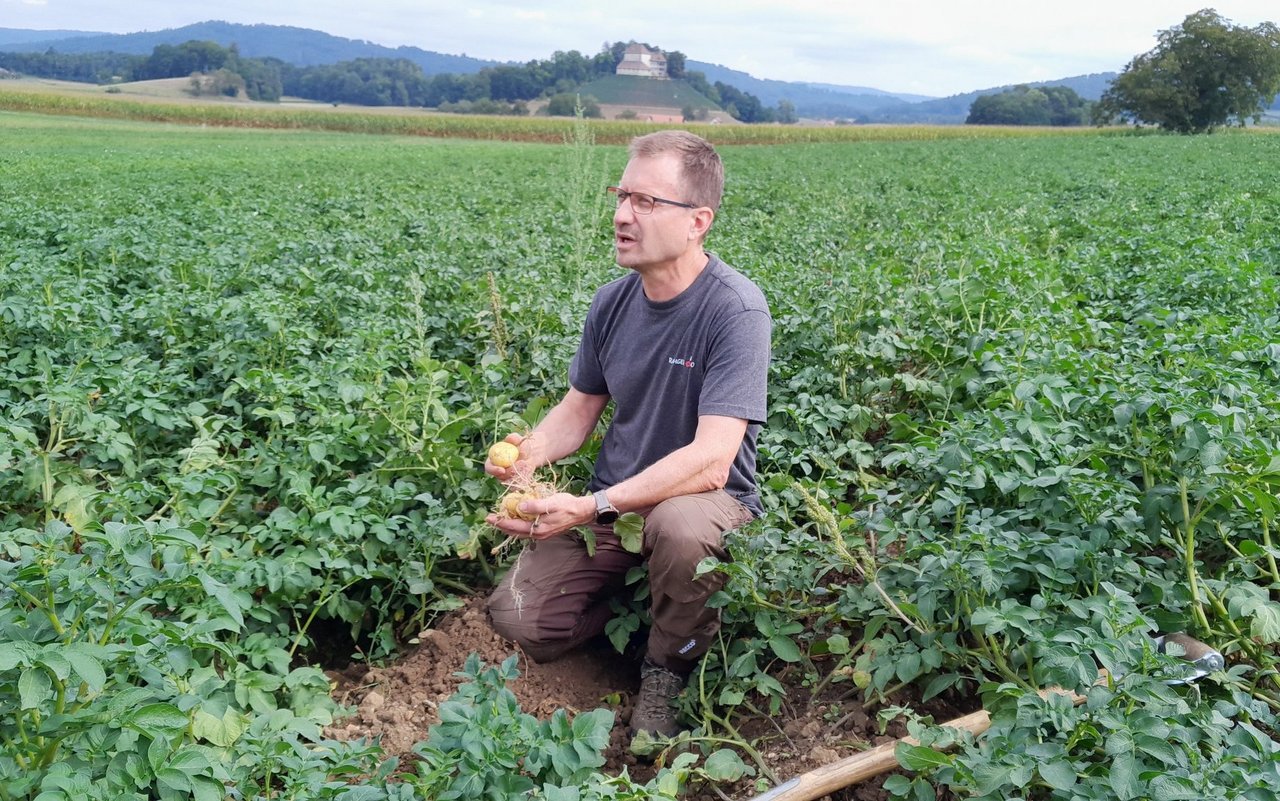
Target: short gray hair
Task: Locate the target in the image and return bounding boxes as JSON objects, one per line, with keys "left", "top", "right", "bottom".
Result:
{"left": 628, "top": 130, "right": 724, "bottom": 211}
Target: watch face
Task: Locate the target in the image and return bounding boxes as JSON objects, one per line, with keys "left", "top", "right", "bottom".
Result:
{"left": 596, "top": 509, "right": 619, "bottom": 525}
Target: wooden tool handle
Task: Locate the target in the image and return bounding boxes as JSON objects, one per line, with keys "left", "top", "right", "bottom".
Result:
{"left": 747, "top": 710, "right": 992, "bottom": 801}
{"left": 746, "top": 684, "right": 1089, "bottom": 801}
{"left": 746, "top": 638, "right": 1213, "bottom": 801}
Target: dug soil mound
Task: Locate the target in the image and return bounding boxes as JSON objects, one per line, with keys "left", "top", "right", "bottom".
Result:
{"left": 325, "top": 595, "right": 965, "bottom": 799}
{"left": 325, "top": 595, "right": 641, "bottom": 761}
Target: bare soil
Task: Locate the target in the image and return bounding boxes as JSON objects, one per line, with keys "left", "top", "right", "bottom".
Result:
{"left": 326, "top": 596, "right": 970, "bottom": 799}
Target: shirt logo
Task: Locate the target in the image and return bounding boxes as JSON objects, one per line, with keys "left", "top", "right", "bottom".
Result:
{"left": 667, "top": 355, "right": 696, "bottom": 369}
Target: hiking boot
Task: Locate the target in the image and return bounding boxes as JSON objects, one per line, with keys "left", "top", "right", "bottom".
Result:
{"left": 630, "top": 657, "right": 686, "bottom": 738}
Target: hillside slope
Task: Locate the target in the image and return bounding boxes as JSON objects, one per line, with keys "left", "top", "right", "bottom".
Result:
{"left": 576, "top": 76, "right": 719, "bottom": 110}
{"left": 0, "top": 20, "right": 499, "bottom": 75}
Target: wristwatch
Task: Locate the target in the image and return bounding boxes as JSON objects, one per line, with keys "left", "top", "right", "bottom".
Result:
{"left": 593, "top": 489, "right": 620, "bottom": 526}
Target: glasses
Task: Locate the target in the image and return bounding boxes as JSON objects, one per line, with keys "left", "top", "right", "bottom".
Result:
{"left": 606, "top": 186, "right": 696, "bottom": 214}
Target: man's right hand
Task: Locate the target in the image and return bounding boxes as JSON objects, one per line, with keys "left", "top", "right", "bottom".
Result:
{"left": 485, "top": 433, "right": 535, "bottom": 483}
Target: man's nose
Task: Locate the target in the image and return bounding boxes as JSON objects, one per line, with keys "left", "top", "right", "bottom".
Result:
{"left": 613, "top": 197, "right": 636, "bottom": 224}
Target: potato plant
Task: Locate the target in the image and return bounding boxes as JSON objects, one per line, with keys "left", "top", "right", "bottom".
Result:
{"left": 2, "top": 110, "right": 1280, "bottom": 798}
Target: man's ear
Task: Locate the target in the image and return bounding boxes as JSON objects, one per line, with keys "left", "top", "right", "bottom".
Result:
{"left": 689, "top": 207, "right": 715, "bottom": 241}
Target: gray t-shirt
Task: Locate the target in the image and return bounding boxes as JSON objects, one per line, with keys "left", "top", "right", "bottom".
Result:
{"left": 569, "top": 253, "right": 772, "bottom": 516}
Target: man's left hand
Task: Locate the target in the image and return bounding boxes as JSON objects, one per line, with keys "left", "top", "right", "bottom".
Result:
{"left": 486, "top": 492, "right": 596, "bottom": 540}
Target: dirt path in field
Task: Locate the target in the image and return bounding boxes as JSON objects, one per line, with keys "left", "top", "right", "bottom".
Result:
{"left": 325, "top": 596, "right": 954, "bottom": 799}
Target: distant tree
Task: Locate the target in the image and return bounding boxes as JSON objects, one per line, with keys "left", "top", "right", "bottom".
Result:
{"left": 138, "top": 41, "right": 230, "bottom": 80}
{"left": 715, "top": 81, "right": 774, "bottom": 122}
{"left": 228, "top": 52, "right": 282, "bottom": 101}
{"left": 545, "top": 93, "right": 601, "bottom": 117}
{"left": 1096, "top": 9, "right": 1280, "bottom": 133}
{"left": 283, "top": 58, "right": 432, "bottom": 106}
{"left": 548, "top": 50, "right": 590, "bottom": 85}
{"left": 681, "top": 104, "right": 709, "bottom": 122}
{"left": 776, "top": 99, "right": 798, "bottom": 124}
{"left": 591, "top": 43, "right": 620, "bottom": 76}
{"left": 609, "top": 41, "right": 629, "bottom": 67}
{"left": 188, "top": 68, "right": 244, "bottom": 98}
{"left": 664, "top": 50, "right": 686, "bottom": 79}
{"left": 684, "top": 71, "right": 720, "bottom": 104}
{"left": 486, "top": 64, "right": 541, "bottom": 101}
{"left": 1041, "top": 85, "right": 1090, "bottom": 125}
{"left": 967, "top": 85, "right": 1090, "bottom": 126}
{"left": 0, "top": 50, "right": 144, "bottom": 83}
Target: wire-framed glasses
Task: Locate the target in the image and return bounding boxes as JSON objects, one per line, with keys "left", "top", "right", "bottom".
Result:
{"left": 606, "top": 186, "right": 696, "bottom": 214}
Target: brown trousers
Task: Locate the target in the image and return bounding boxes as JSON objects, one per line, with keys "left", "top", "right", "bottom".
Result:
{"left": 487, "top": 490, "right": 754, "bottom": 674}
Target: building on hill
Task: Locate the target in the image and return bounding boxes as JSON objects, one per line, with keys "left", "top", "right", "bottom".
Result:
{"left": 616, "top": 44, "right": 667, "bottom": 79}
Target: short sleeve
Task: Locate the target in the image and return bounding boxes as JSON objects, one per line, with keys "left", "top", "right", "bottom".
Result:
{"left": 697, "top": 308, "right": 772, "bottom": 424}
{"left": 569, "top": 302, "right": 609, "bottom": 396}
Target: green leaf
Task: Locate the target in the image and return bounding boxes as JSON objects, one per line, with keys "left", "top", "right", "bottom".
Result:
{"left": 921, "top": 672, "right": 959, "bottom": 701}
{"left": 124, "top": 703, "right": 190, "bottom": 738}
{"left": 165, "top": 747, "right": 211, "bottom": 774}
{"left": 52, "top": 482, "right": 96, "bottom": 532}
{"left": 1199, "top": 440, "right": 1226, "bottom": 467}
{"left": 825, "top": 633, "right": 850, "bottom": 655}
{"left": 895, "top": 743, "right": 953, "bottom": 772}
{"left": 190, "top": 776, "right": 224, "bottom": 801}
{"left": 198, "top": 572, "right": 246, "bottom": 628}
{"left": 332, "top": 788, "right": 386, "bottom": 798}
{"left": 63, "top": 646, "right": 107, "bottom": 693}
{"left": 719, "top": 687, "right": 745, "bottom": 705}
{"left": 1039, "top": 759, "right": 1077, "bottom": 790}
{"left": 702, "top": 749, "right": 749, "bottom": 781}
{"left": 882, "top": 775, "right": 913, "bottom": 795}
{"left": 1149, "top": 774, "right": 1199, "bottom": 801}
{"left": 1248, "top": 601, "right": 1280, "bottom": 643}
{"left": 155, "top": 768, "right": 192, "bottom": 793}
{"left": 18, "top": 667, "right": 53, "bottom": 709}
{"left": 1108, "top": 752, "right": 1140, "bottom": 801}
{"left": 768, "top": 635, "right": 802, "bottom": 663}
{"left": 192, "top": 706, "right": 249, "bottom": 747}
{"left": 615, "top": 513, "right": 644, "bottom": 554}
{"left": 1113, "top": 403, "right": 1134, "bottom": 425}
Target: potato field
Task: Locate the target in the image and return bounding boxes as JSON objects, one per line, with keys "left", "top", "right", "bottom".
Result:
{"left": 3, "top": 109, "right": 1280, "bottom": 800}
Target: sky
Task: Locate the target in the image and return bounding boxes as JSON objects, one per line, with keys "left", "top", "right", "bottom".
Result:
{"left": 3, "top": 1, "right": 1278, "bottom": 96}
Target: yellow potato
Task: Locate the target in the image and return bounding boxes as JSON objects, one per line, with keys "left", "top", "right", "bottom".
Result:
{"left": 488, "top": 441, "right": 520, "bottom": 469}
{"left": 501, "top": 491, "right": 537, "bottom": 521}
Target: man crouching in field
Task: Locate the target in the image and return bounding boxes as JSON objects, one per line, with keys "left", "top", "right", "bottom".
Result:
{"left": 483, "top": 130, "right": 772, "bottom": 738}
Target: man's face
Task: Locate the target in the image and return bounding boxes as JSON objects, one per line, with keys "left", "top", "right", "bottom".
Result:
{"left": 612, "top": 153, "right": 699, "bottom": 271}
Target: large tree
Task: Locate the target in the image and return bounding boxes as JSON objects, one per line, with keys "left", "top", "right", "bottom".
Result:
{"left": 1096, "top": 8, "right": 1280, "bottom": 133}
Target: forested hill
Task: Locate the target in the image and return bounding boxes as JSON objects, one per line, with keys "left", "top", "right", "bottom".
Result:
{"left": 874, "top": 73, "right": 1120, "bottom": 123}
{"left": 0, "top": 20, "right": 500, "bottom": 75}
{"left": 682, "top": 61, "right": 1118, "bottom": 122}
{"left": 0, "top": 28, "right": 111, "bottom": 45}
{"left": 2, "top": 20, "right": 1142, "bottom": 121}
{"left": 686, "top": 59, "right": 928, "bottom": 119}
{"left": 3, "top": 20, "right": 940, "bottom": 118}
